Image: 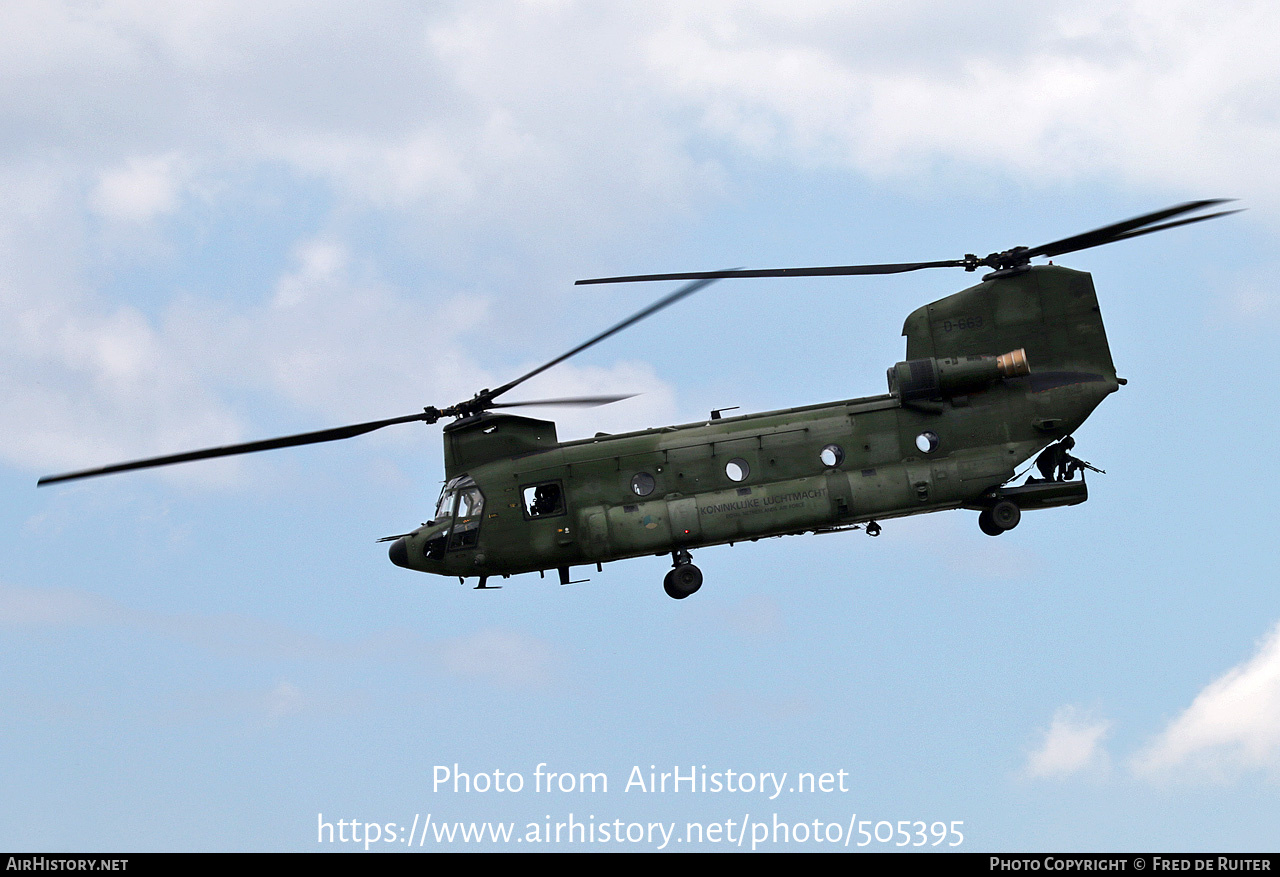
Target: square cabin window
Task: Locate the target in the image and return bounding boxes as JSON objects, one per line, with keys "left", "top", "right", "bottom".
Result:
{"left": 522, "top": 481, "right": 565, "bottom": 518}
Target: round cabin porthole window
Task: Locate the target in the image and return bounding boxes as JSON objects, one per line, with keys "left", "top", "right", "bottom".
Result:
{"left": 916, "top": 431, "right": 940, "bottom": 454}
{"left": 820, "top": 444, "right": 844, "bottom": 468}
{"left": 631, "top": 472, "right": 656, "bottom": 497}
{"left": 725, "top": 458, "right": 750, "bottom": 482}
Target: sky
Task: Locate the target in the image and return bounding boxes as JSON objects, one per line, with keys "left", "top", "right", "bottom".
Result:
{"left": 4, "top": 0, "right": 1280, "bottom": 852}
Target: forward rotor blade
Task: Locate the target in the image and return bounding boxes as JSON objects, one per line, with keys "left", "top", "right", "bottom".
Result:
{"left": 484, "top": 276, "right": 718, "bottom": 401}
{"left": 575, "top": 261, "right": 965, "bottom": 285}
{"left": 40, "top": 280, "right": 716, "bottom": 485}
{"left": 37, "top": 411, "right": 432, "bottom": 486}
{"left": 1027, "top": 200, "right": 1234, "bottom": 259}
{"left": 489, "top": 394, "right": 636, "bottom": 409}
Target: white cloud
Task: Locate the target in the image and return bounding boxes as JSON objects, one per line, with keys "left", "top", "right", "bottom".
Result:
{"left": 6, "top": 2, "right": 1280, "bottom": 214}
{"left": 646, "top": 0, "right": 1280, "bottom": 203}
{"left": 2, "top": 202, "right": 679, "bottom": 479}
{"left": 0, "top": 1, "right": 718, "bottom": 235}
{"left": 0, "top": 157, "right": 258, "bottom": 482}
{"left": 1133, "top": 622, "right": 1280, "bottom": 779}
{"left": 1025, "top": 706, "right": 1111, "bottom": 779}
{"left": 90, "top": 154, "right": 186, "bottom": 223}
{"left": 5, "top": 0, "right": 1280, "bottom": 481}
{"left": 166, "top": 235, "right": 679, "bottom": 438}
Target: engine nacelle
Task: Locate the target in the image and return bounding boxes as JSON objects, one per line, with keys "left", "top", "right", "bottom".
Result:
{"left": 887, "top": 349, "right": 1029, "bottom": 401}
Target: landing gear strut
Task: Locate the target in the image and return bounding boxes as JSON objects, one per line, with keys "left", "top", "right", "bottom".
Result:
{"left": 978, "top": 500, "right": 1021, "bottom": 536}
{"left": 664, "top": 549, "right": 703, "bottom": 600}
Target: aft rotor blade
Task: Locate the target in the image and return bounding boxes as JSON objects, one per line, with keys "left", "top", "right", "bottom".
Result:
{"left": 37, "top": 411, "right": 432, "bottom": 486}
{"left": 575, "top": 261, "right": 965, "bottom": 285}
{"left": 489, "top": 394, "right": 636, "bottom": 409}
{"left": 484, "top": 276, "right": 718, "bottom": 401}
{"left": 575, "top": 200, "right": 1238, "bottom": 284}
{"left": 1027, "top": 200, "right": 1235, "bottom": 259}
{"left": 1067, "top": 208, "right": 1243, "bottom": 250}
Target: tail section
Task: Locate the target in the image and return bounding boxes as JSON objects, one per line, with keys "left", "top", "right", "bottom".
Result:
{"left": 902, "top": 265, "right": 1117, "bottom": 380}
{"left": 901, "top": 264, "right": 1120, "bottom": 443}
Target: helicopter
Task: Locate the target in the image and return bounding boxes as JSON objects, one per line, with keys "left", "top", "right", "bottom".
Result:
{"left": 38, "top": 201, "right": 1237, "bottom": 599}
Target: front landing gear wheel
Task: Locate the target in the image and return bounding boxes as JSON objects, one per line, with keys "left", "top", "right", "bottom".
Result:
{"left": 865, "top": 521, "right": 882, "bottom": 537}
{"left": 663, "top": 564, "right": 703, "bottom": 600}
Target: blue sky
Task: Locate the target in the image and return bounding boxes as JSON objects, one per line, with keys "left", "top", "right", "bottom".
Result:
{"left": 4, "top": 0, "right": 1280, "bottom": 852}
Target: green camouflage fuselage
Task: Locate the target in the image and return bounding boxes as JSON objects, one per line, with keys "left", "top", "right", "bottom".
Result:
{"left": 390, "top": 265, "right": 1119, "bottom": 581}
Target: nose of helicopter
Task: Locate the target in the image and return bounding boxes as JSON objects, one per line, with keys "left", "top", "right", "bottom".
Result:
{"left": 388, "top": 537, "right": 410, "bottom": 568}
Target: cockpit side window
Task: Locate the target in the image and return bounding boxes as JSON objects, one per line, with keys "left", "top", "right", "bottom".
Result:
{"left": 429, "top": 476, "right": 486, "bottom": 551}
{"left": 447, "top": 478, "right": 485, "bottom": 550}
{"left": 456, "top": 486, "right": 484, "bottom": 520}
{"left": 521, "top": 481, "right": 565, "bottom": 518}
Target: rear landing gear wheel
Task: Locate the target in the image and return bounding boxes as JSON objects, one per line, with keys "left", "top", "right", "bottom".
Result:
{"left": 991, "top": 500, "right": 1021, "bottom": 531}
{"left": 979, "top": 500, "right": 1021, "bottom": 535}
{"left": 664, "top": 564, "right": 703, "bottom": 600}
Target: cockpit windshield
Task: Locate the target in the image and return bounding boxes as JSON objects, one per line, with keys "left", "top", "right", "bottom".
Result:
{"left": 433, "top": 476, "right": 482, "bottom": 524}
{"left": 434, "top": 487, "right": 454, "bottom": 521}
{"left": 434, "top": 476, "right": 463, "bottom": 521}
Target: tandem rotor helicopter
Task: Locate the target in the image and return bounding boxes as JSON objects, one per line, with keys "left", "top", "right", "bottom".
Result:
{"left": 39, "top": 201, "right": 1237, "bottom": 599}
